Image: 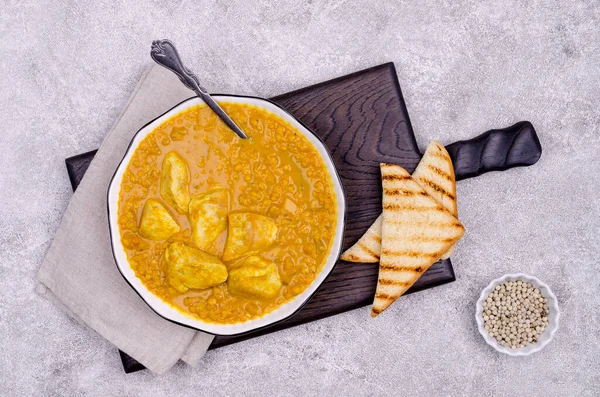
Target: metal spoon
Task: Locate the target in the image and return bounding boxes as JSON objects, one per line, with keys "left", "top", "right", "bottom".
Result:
{"left": 150, "top": 39, "right": 248, "bottom": 139}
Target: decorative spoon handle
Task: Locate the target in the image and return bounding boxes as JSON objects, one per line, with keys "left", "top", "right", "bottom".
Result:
{"left": 150, "top": 39, "right": 248, "bottom": 139}
{"left": 150, "top": 39, "right": 206, "bottom": 92}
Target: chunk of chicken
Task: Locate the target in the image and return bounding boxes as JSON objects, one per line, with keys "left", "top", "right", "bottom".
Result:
{"left": 188, "top": 189, "right": 229, "bottom": 252}
{"left": 160, "top": 151, "right": 190, "bottom": 214}
{"left": 222, "top": 213, "right": 278, "bottom": 262}
{"left": 227, "top": 256, "right": 282, "bottom": 300}
{"left": 164, "top": 242, "right": 228, "bottom": 293}
{"left": 138, "top": 199, "right": 180, "bottom": 240}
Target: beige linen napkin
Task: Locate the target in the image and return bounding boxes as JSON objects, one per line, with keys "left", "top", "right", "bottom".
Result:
{"left": 36, "top": 65, "right": 214, "bottom": 374}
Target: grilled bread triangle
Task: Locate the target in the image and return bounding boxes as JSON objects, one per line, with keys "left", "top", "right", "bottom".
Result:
{"left": 412, "top": 141, "right": 458, "bottom": 260}
{"left": 371, "top": 163, "right": 464, "bottom": 317}
{"left": 340, "top": 141, "right": 458, "bottom": 262}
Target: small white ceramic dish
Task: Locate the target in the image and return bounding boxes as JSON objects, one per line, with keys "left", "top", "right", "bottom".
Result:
{"left": 107, "top": 95, "right": 346, "bottom": 336}
{"left": 475, "top": 273, "right": 559, "bottom": 356}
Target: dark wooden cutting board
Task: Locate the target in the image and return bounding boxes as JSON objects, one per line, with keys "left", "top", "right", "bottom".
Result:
{"left": 66, "top": 63, "right": 541, "bottom": 373}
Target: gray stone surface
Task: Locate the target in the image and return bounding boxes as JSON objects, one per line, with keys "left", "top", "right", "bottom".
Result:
{"left": 1, "top": 0, "right": 599, "bottom": 395}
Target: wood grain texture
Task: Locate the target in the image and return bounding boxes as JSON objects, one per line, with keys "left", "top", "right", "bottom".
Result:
{"left": 64, "top": 63, "right": 541, "bottom": 373}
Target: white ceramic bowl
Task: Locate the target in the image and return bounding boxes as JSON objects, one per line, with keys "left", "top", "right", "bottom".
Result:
{"left": 107, "top": 95, "right": 346, "bottom": 336}
{"left": 475, "top": 273, "right": 559, "bottom": 356}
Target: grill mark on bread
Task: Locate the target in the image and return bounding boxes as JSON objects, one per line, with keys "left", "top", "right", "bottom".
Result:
{"left": 426, "top": 164, "right": 452, "bottom": 181}
{"left": 381, "top": 249, "right": 441, "bottom": 258}
{"left": 344, "top": 254, "right": 361, "bottom": 262}
{"left": 381, "top": 174, "right": 411, "bottom": 181}
{"left": 384, "top": 235, "right": 457, "bottom": 243}
{"left": 375, "top": 293, "right": 397, "bottom": 300}
{"left": 377, "top": 279, "right": 413, "bottom": 286}
{"left": 378, "top": 267, "right": 424, "bottom": 275}
{"left": 430, "top": 151, "right": 449, "bottom": 160}
{"left": 417, "top": 178, "right": 456, "bottom": 200}
{"left": 372, "top": 235, "right": 382, "bottom": 244}
{"left": 385, "top": 219, "right": 463, "bottom": 229}
{"left": 357, "top": 241, "right": 379, "bottom": 259}
{"left": 383, "top": 188, "right": 428, "bottom": 197}
{"left": 382, "top": 204, "right": 435, "bottom": 211}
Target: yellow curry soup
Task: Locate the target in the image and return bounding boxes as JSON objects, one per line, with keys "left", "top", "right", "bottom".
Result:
{"left": 117, "top": 103, "right": 337, "bottom": 324}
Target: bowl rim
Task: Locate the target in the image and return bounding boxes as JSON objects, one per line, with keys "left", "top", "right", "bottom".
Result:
{"left": 106, "top": 94, "right": 347, "bottom": 336}
{"left": 475, "top": 273, "right": 560, "bottom": 356}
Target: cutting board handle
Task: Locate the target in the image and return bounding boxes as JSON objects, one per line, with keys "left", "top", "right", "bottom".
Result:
{"left": 445, "top": 121, "right": 542, "bottom": 181}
